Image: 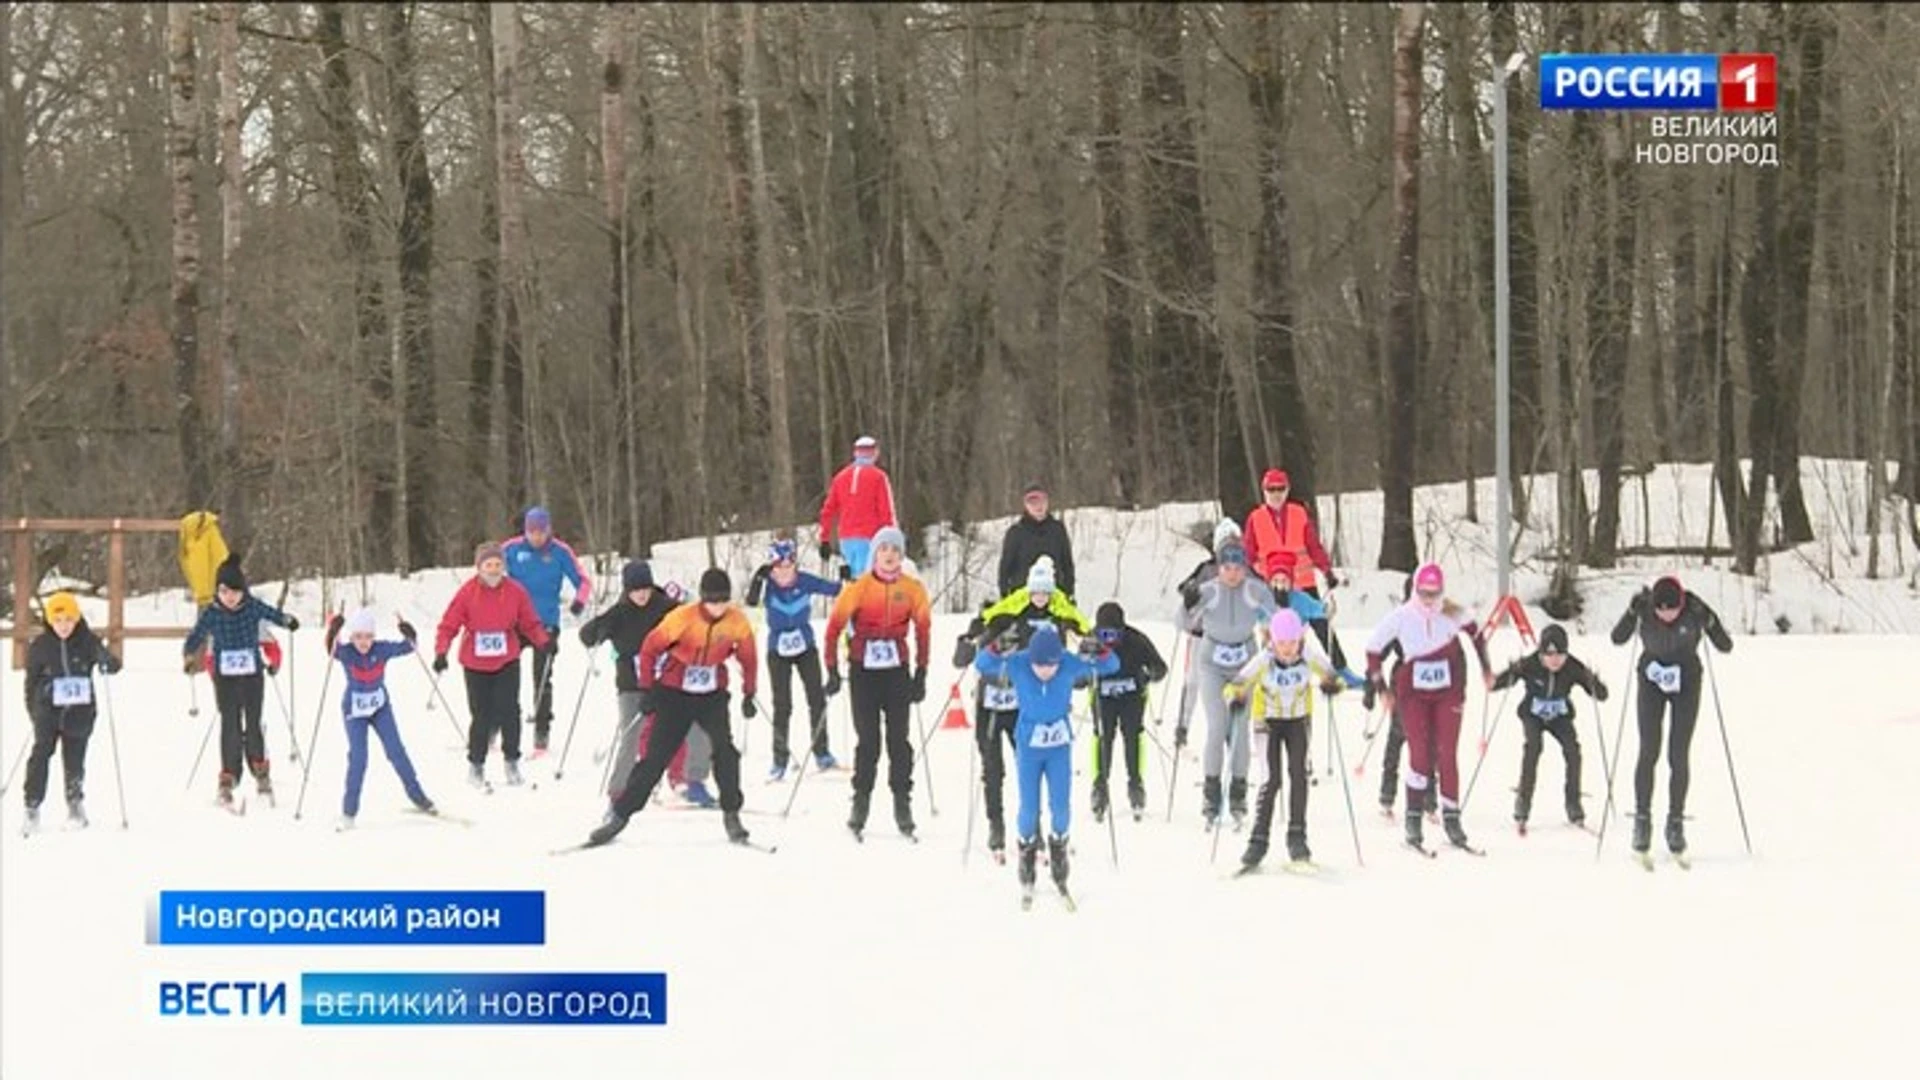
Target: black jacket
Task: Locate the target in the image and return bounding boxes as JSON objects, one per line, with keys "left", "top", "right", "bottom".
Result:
{"left": 579, "top": 592, "right": 683, "bottom": 693}
{"left": 1094, "top": 626, "right": 1170, "bottom": 701}
{"left": 1492, "top": 652, "right": 1606, "bottom": 724}
{"left": 998, "top": 515, "right": 1075, "bottom": 599}
{"left": 25, "top": 621, "right": 120, "bottom": 721}
{"left": 1609, "top": 591, "right": 1733, "bottom": 670}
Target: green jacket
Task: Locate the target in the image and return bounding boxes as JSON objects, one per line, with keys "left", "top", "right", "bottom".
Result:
{"left": 980, "top": 588, "right": 1091, "bottom": 640}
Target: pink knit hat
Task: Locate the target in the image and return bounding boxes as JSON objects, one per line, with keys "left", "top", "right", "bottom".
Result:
{"left": 1413, "top": 564, "right": 1445, "bottom": 593}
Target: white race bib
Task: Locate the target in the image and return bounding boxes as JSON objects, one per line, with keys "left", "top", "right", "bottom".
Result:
{"left": 1532, "top": 697, "right": 1570, "bottom": 720}
{"left": 349, "top": 689, "right": 387, "bottom": 718}
{"left": 1411, "top": 659, "right": 1451, "bottom": 691}
{"left": 50, "top": 676, "right": 92, "bottom": 708}
{"left": 474, "top": 632, "right": 509, "bottom": 659}
{"left": 682, "top": 665, "right": 718, "bottom": 694}
{"left": 983, "top": 683, "right": 1020, "bottom": 712}
{"left": 862, "top": 639, "right": 902, "bottom": 670}
{"left": 774, "top": 629, "right": 809, "bottom": 658}
{"left": 218, "top": 649, "right": 258, "bottom": 677}
{"left": 1211, "top": 641, "right": 1250, "bottom": 668}
{"left": 1645, "top": 661, "right": 1683, "bottom": 696}
{"left": 1266, "top": 665, "right": 1310, "bottom": 693}
{"left": 1028, "top": 719, "right": 1071, "bottom": 750}
{"left": 1098, "top": 677, "right": 1138, "bottom": 698}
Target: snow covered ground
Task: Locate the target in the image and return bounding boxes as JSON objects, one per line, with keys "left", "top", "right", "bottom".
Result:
{"left": 3, "top": 461, "right": 1918, "bottom": 1077}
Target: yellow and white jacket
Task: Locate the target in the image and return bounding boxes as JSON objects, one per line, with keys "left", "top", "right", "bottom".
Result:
{"left": 1224, "top": 637, "right": 1339, "bottom": 723}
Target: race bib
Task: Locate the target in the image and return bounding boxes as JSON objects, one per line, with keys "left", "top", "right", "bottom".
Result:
{"left": 1266, "top": 665, "right": 1310, "bottom": 693}
{"left": 1211, "top": 641, "right": 1250, "bottom": 668}
{"left": 862, "top": 639, "right": 902, "bottom": 670}
{"left": 983, "top": 683, "right": 1020, "bottom": 712}
{"left": 1028, "top": 719, "right": 1071, "bottom": 750}
{"left": 1532, "top": 697, "right": 1570, "bottom": 721}
{"left": 349, "top": 689, "right": 387, "bottom": 718}
{"left": 218, "top": 649, "right": 258, "bottom": 677}
{"left": 50, "top": 676, "right": 92, "bottom": 707}
{"left": 474, "top": 632, "right": 509, "bottom": 659}
{"left": 682, "top": 665, "right": 719, "bottom": 694}
{"left": 1645, "top": 661, "right": 1683, "bottom": 696}
{"left": 774, "top": 629, "right": 809, "bottom": 658}
{"left": 1098, "top": 677, "right": 1139, "bottom": 698}
{"left": 1411, "top": 659, "right": 1451, "bottom": 691}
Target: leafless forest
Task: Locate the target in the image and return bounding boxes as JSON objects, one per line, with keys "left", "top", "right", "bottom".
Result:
{"left": 2, "top": 3, "right": 1916, "bottom": 599}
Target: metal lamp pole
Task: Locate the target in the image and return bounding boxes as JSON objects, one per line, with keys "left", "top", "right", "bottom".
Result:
{"left": 1493, "top": 51, "right": 1526, "bottom": 603}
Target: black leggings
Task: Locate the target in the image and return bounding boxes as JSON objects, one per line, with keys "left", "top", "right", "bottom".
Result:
{"left": 214, "top": 674, "right": 268, "bottom": 780}
{"left": 850, "top": 667, "right": 914, "bottom": 798}
{"left": 1092, "top": 694, "right": 1145, "bottom": 790}
{"left": 1633, "top": 667, "right": 1701, "bottom": 819}
{"left": 611, "top": 688, "right": 742, "bottom": 816}
{"left": 1517, "top": 715, "right": 1581, "bottom": 813}
{"left": 24, "top": 710, "right": 93, "bottom": 806}
{"left": 1250, "top": 720, "right": 1310, "bottom": 843}
{"left": 769, "top": 647, "right": 829, "bottom": 764}
{"left": 465, "top": 664, "right": 523, "bottom": 765}
{"left": 976, "top": 705, "right": 1018, "bottom": 825}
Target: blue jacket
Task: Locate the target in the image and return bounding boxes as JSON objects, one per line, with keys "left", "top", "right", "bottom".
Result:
{"left": 974, "top": 647, "right": 1120, "bottom": 750}
{"left": 1277, "top": 588, "right": 1327, "bottom": 623}
{"left": 745, "top": 568, "right": 841, "bottom": 656}
{"left": 503, "top": 535, "right": 590, "bottom": 627}
{"left": 331, "top": 639, "right": 415, "bottom": 717}
{"left": 184, "top": 596, "right": 292, "bottom": 674}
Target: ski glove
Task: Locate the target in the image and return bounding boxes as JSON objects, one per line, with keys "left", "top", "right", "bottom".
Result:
{"left": 325, "top": 613, "right": 345, "bottom": 651}
{"left": 1175, "top": 725, "right": 1189, "bottom": 750}
{"left": 433, "top": 653, "right": 449, "bottom": 674}
{"left": 569, "top": 599, "right": 586, "bottom": 617}
{"left": 578, "top": 624, "right": 600, "bottom": 648}
{"left": 183, "top": 654, "right": 201, "bottom": 675}
{"left": 1320, "top": 678, "right": 1343, "bottom": 696}
{"left": 742, "top": 697, "right": 758, "bottom": 719}
{"left": 397, "top": 619, "right": 417, "bottom": 642}
{"left": 1180, "top": 582, "right": 1202, "bottom": 610}
{"left": 910, "top": 668, "right": 927, "bottom": 703}
{"left": 542, "top": 628, "right": 560, "bottom": 656}
{"left": 823, "top": 670, "right": 842, "bottom": 698}
{"left": 1592, "top": 677, "right": 1610, "bottom": 702}
{"left": 98, "top": 652, "right": 122, "bottom": 675}
{"left": 838, "top": 564, "right": 853, "bottom": 583}
{"left": 1076, "top": 636, "right": 1104, "bottom": 660}
{"left": 818, "top": 541, "right": 835, "bottom": 563}
{"left": 952, "top": 637, "right": 977, "bottom": 669}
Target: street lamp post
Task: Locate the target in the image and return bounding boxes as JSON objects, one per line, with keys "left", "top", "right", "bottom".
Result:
{"left": 1493, "top": 51, "right": 1526, "bottom": 604}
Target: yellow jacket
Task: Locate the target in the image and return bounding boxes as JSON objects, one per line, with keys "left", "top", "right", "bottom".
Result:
{"left": 178, "top": 512, "right": 230, "bottom": 607}
{"left": 980, "top": 588, "right": 1090, "bottom": 636}
{"left": 1224, "top": 638, "right": 1338, "bottom": 722}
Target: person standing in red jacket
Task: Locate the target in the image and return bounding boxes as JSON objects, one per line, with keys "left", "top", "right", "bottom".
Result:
{"left": 1242, "top": 468, "right": 1345, "bottom": 669}
{"left": 817, "top": 435, "right": 897, "bottom": 579}
{"left": 435, "top": 541, "right": 550, "bottom": 791}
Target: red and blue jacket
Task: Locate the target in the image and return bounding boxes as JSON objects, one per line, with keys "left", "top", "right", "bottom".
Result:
{"left": 503, "top": 534, "right": 592, "bottom": 627}
{"left": 331, "top": 639, "right": 414, "bottom": 718}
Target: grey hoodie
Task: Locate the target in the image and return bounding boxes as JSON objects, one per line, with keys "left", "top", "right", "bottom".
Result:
{"left": 1184, "top": 576, "right": 1275, "bottom": 671}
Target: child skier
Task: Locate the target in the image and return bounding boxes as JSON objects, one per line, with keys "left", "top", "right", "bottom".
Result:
{"left": 435, "top": 542, "right": 551, "bottom": 790}
{"left": 973, "top": 624, "right": 1119, "bottom": 908}
{"left": 1491, "top": 623, "right": 1608, "bottom": 834}
{"left": 745, "top": 538, "right": 842, "bottom": 778}
{"left": 1224, "top": 609, "right": 1359, "bottom": 870}
{"left": 1170, "top": 519, "right": 1242, "bottom": 736}
{"left": 21, "top": 592, "right": 121, "bottom": 833}
{"left": 1087, "top": 602, "right": 1168, "bottom": 823}
{"left": 183, "top": 558, "right": 299, "bottom": 808}
{"left": 580, "top": 560, "right": 688, "bottom": 820}
{"left": 1179, "top": 538, "right": 1274, "bottom": 829}
{"left": 323, "top": 609, "right": 436, "bottom": 829}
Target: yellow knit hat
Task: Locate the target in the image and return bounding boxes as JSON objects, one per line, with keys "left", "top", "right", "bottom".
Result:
{"left": 44, "top": 592, "right": 81, "bottom": 623}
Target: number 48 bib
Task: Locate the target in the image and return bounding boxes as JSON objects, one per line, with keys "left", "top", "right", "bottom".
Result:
{"left": 1411, "top": 659, "right": 1451, "bottom": 691}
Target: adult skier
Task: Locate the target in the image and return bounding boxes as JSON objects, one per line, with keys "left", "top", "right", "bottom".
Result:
{"left": 973, "top": 624, "right": 1119, "bottom": 908}
{"left": 817, "top": 435, "right": 897, "bottom": 578}
{"left": 579, "top": 560, "right": 690, "bottom": 816}
{"left": 745, "top": 539, "right": 842, "bottom": 778}
{"left": 323, "top": 609, "right": 436, "bottom": 828}
{"left": 1179, "top": 538, "right": 1274, "bottom": 829}
{"left": 183, "top": 558, "right": 298, "bottom": 808}
{"left": 588, "top": 568, "right": 758, "bottom": 848}
{"left": 502, "top": 506, "right": 593, "bottom": 752}
{"left": 1491, "top": 623, "right": 1607, "bottom": 833}
{"left": 1170, "top": 519, "right": 1243, "bottom": 738}
{"left": 1364, "top": 563, "right": 1494, "bottom": 854}
{"left": 822, "top": 526, "right": 931, "bottom": 840}
{"left": 20, "top": 592, "right": 121, "bottom": 832}
{"left": 434, "top": 542, "right": 551, "bottom": 789}
{"left": 1608, "top": 575, "right": 1733, "bottom": 863}
{"left": 1087, "top": 601, "right": 1168, "bottom": 823}
{"left": 997, "top": 483, "right": 1076, "bottom": 600}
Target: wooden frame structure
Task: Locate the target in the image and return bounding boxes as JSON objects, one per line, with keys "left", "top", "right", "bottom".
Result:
{"left": 5, "top": 517, "right": 184, "bottom": 669}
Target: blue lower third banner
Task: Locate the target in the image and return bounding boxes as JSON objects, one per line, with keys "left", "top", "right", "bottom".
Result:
{"left": 150, "top": 891, "right": 545, "bottom": 945}
{"left": 302, "top": 972, "right": 667, "bottom": 1025}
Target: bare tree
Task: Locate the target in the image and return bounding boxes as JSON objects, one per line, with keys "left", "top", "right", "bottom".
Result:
{"left": 385, "top": 2, "right": 437, "bottom": 569}
{"left": 493, "top": 1, "right": 530, "bottom": 513}
{"left": 598, "top": 2, "right": 636, "bottom": 552}
{"left": 168, "top": 2, "right": 210, "bottom": 509}
{"left": 215, "top": 2, "right": 246, "bottom": 548}
{"left": 1379, "top": 1, "right": 1424, "bottom": 572}
{"left": 742, "top": 3, "right": 797, "bottom": 526}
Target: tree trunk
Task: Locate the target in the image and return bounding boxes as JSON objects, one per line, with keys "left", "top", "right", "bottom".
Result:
{"left": 1736, "top": 8, "right": 1786, "bottom": 573}
{"left": 1379, "top": 2, "right": 1423, "bottom": 572}
{"left": 493, "top": 1, "right": 530, "bottom": 514}
{"left": 385, "top": 2, "right": 438, "bottom": 570}
{"left": 1588, "top": 93, "right": 1636, "bottom": 566}
{"left": 1869, "top": 116, "right": 1901, "bottom": 577}
{"left": 1093, "top": 4, "right": 1138, "bottom": 506}
{"left": 168, "top": 3, "right": 211, "bottom": 510}
{"left": 467, "top": 3, "right": 500, "bottom": 541}
{"left": 1767, "top": 3, "right": 1824, "bottom": 546}
{"left": 742, "top": 3, "right": 797, "bottom": 528}
{"left": 599, "top": 2, "right": 636, "bottom": 553}
{"left": 215, "top": 3, "right": 246, "bottom": 551}
{"left": 1489, "top": 2, "right": 1538, "bottom": 516}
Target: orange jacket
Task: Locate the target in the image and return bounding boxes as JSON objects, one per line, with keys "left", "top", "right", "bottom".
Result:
{"left": 637, "top": 603, "right": 758, "bottom": 698}
{"left": 1243, "top": 501, "right": 1332, "bottom": 590}
{"left": 822, "top": 572, "right": 931, "bottom": 675}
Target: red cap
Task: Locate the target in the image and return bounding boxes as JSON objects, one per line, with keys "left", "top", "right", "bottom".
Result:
{"left": 1262, "top": 469, "right": 1290, "bottom": 490}
{"left": 1270, "top": 551, "right": 1298, "bottom": 575}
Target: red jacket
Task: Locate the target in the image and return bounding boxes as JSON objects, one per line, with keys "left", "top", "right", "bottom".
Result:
{"left": 1243, "top": 501, "right": 1332, "bottom": 590}
{"left": 818, "top": 461, "right": 897, "bottom": 543}
{"left": 435, "top": 576, "right": 551, "bottom": 673}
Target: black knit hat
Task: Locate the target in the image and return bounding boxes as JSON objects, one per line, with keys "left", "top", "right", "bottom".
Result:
{"left": 623, "top": 561, "right": 654, "bottom": 591}
{"left": 1651, "top": 576, "right": 1684, "bottom": 610}
{"left": 698, "top": 568, "right": 731, "bottom": 603}
{"left": 1096, "top": 601, "right": 1125, "bottom": 630}
{"left": 216, "top": 557, "right": 247, "bottom": 593}
{"left": 1538, "top": 624, "right": 1569, "bottom": 655}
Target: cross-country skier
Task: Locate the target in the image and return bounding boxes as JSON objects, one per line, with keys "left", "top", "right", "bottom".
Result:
{"left": 817, "top": 435, "right": 897, "bottom": 579}
{"left": 1264, "top": 551, "right": 1363, "bottom": 780}
{"left": 1179, "top": 538, "right": 1274, "bottom": 829}
{"left": 997, "top": 482, "right": 1076, "bottom": 600}
{"left": 1087, "top": 602, "right": 1168, "bottom": 823}
{"left": 1608, "top": 575, "right": 1733, "bottom": 861}
{"left": 745, "top": 538, "right": 842, "bottom": 779}
{"left": 1242, "top": 468, "right": 1339, "bottom": 635}
{"left": 1491, "top": 623, "right": 1607, "bottom": 833}
{"left": 1364, "top": 563, "right": 1494, "bottom": 853}
{"left": 822, "top": 526, "right": 931, "bottom": 840}
{"left": 434, "top": 542, "right": 551, "bottom": 789}
{"left": 20, "top": 592, "right": 121, "bottom": 833}
{"left": 1171, "top": 519, "right": 1242, "bottom": 737}
{"left": 587, "top": 568, "right": 757, "bottom": 848}
{"left": 502, "top": 506, "right": 593, "bottom": 752}
{"left": 579, "top": 560, "right": 690, "bottom": 819}
{"left": 1224, "top": 609, "right": 1358, "bottom": 870}
{"left": 323, "top": 609, "right": 435, "bottom": 829}
{"left": 973, "top": 624, "right": 1119, "bottom": 907}
{"left": 183, "top": 558, "right": 298, "bottom": 808}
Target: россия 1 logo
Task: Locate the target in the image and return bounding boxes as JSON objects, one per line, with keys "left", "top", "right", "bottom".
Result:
{"left": 1539, "top": 53, "right": 1776, "bottom": 112}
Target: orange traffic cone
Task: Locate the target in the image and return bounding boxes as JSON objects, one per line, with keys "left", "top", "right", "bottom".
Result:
{"left": 941, "top": 683, "right": 970, "bottom": 729}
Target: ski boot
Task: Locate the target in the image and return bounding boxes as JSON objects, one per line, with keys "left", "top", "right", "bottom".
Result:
{"left": 1379, "top": 792, "right": 1397, "bottom": 818}
{"left": 683, "top": 780, "right": 716, "bottom": 808}
{"left": 1202, "top": 776, "right": 1223, "bottom": 829}
{"left": 587, "top": 811, "right": 630, "bottom": 847}
{"left": 1128, "top": 781, "right": 1147, "bottom": 821}
{"left": 534, "top": 726, "right": 550, "bottom": 754}
{"left": 250, "top": 759, "right": 274, "bottom": 803}
{"left": 218, "top": 772, "right": 239, "bottom": 808}
{"left": 1047, "top": 834, "right": 1073, "bottom": 902}
{"left": 21, "top": 805, "right": 39, "bottom": 837}
{"left": 1404, "top": 792, "right": 1426, "bottom": 851}
{"left": 814, "top": 751, "right": 837, "bottom": 771}
{"left": 67, "top": 797, "right": 87, "bottom": 829}
{"left": 1665, "top": 815, "right": 1687, "bottom": 856}
{"left": 335, "top": 815, "right": 355, "bottom": 832}
{"left": 1090, "top": 784, "right": 1109, "bottom": 824}
{"left": 467, "top": 763, "right": 488, "bottom": 790}
{"left": 1630, "top": 813, "right": 1653, "bottom": 869}
{"left": 1229, "top": 778, "right": 1249, "bottom": 830}
{"left": 1566, "top": 795, "right": 1586, "bottom": 829}
{"left": 504, "top": 760, "right": 525, "bottom": 786}
{"left": 1514, "top": 792, "right": 1531, "bottom": 836}
{"left": 893, "top": 792, "right": 917, "bottom": 839}
{"left": 848, "top": 790, "right": 871, "bottom": 840}
{"left": 723, "top": 811, "right": 750, "bottom": 844}
{"left": 987, "top": 816, "right": 1007, "bottom": 863}
{"left": 1017, "top": 837, "right": 1040, "bottom": 908}
{"left": 1239, "top": 834, "right": 1268, "bottom": 872}
{"left": 768, "top": 760, "right": 789, "bottom": 782}
{"left": 1442, "top": 809, "right": 1474, "bottom": 851}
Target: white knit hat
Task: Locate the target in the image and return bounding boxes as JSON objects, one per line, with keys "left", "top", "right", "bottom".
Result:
{"left": 872, "top": 526, "right": 906, "bottom": 552}
{"left": 1213, "top": 518, "right": 1242, "bottom": 553}
{"left": 345, "top": 608, "right": 378, "bottom": 637}
{"left": 1027, "top": 558, "right": 1055, "bottom": 595}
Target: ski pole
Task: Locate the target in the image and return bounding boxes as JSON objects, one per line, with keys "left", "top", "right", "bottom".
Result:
{"left": 411, "top": 648, "right": 469, "bottom": 745}
{"left": 101, "top": 670, "right": 130, "bottom": 828}
{"left": 1163, "top": 724, "right": 1184, "bottom": 824}
{"left": 961, "top": 708, "right": 982, "bottom": 866}
{"left": 912, "top": 702, "right": 938, "bottom": 817}
{"left": 0, "top": 731, "right": 29, "bottom": 796}
{"left": 187, "top": 669, "right": 201, "bottom": 717}
{"left": 1209, "top": 701, "right": 1244, "bottom": 865}
{"left": 1151, "top": 630, "right": 1191, "bottom": 729}
{"left": 1102, "top": 721, "right": 1121, "bottom": 871}
{"left": 1460, "top": 684, "right": 1514, "bottom": 812}
{"left": 292, "top": 654, "right": 337, "bottom": 820}
{"left": 551, "top": 647, "right": 600, "bottom": 781}
{"left": 781, "top": 703, "right": 834, "bottom": 819}
{"left": 1326, "top": 695, "right": 1363, "bottom": 867}
{"left": 185, "top": 702, "right": 218, "bottom": 792}
{"left": 1593, "top": 654, "right": 1637, "bottom": 861}
{"left": 1140, "top": 720, "right": 1176, "bottom": 771}
{"left": 266, "top": 671, "right": 304, "bottom": 764}
{"left": 1703, "top": 650, "right": 1752, "bottom": 855}
{"left": 597, "top": 707, "right": 644, "bottom": 799}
